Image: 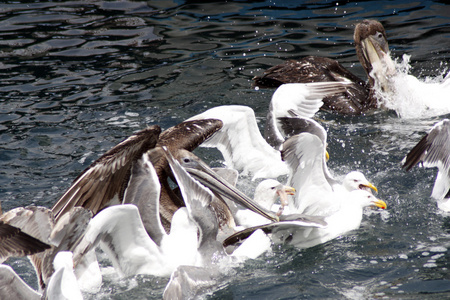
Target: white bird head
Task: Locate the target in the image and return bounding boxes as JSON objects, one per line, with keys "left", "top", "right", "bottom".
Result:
{"left": 254, "top": 179, "right": 295, "bottom": 210}
{"left": 342, "top": 171, "right": 378, "bottom": 193}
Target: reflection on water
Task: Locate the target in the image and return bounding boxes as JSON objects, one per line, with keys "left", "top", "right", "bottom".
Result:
{"left": 0, "top": 0, "right": 450, "bottom": 299}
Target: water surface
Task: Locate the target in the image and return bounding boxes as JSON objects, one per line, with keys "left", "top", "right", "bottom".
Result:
{"left": 1, "top": 1, "right": 450, "bottom": 299}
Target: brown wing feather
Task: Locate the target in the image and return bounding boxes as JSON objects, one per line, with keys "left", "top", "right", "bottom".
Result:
{"left": 157, "top": 119, "right": 223, "bottom": 151}
{"left": 403, "top": 120, "right": 450, "bottom": 172}
{"left": 51, "top": 125, "right": 161, "bottom": 220}
{"left": 0, "top": 221, "right": 51, "bottom": 262}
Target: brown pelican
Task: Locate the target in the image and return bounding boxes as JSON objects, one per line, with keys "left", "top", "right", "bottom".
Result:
{"left": 70, "top": 147, "right": 275, "bottom": 279}
{"left": 51, "top": 119, "right": 279, "bottom": 237}
{"left": 253, "top": 19, "right": 394, "bottom": 115}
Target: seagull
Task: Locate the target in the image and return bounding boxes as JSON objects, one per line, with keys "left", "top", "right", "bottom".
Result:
{"left": 1, "top": 204, "right": 95, "bottom": 290}
{"left": 253, "top": 19, "right": 395, "bottom": 115}
{"left": 403, "top": 119, "right": 450, "bottom": 211}
{"left": 224, "top": 189, "right": 385, "bottom": 249}
{"left": 164, "top": 146, "right": 273, "bottom": 264}
{"left": 162, "top": 229, "right": 279, "bottom": 300}
{"left": 42, "top": 251, "right": 83, "bottom": 300}
{"left": 187, "top": 81, "right": 346, "bottom": 179}
{"left": 264, "top": 82, "right": 349, "bottom": 149}
{"left": 233, "top": 179, "right": 296, "bottom": 228}
{"left": 163, "top": 265, "right": 218, "bottom": 300}
{"left": 0, "top": 251, "right": 83, "bottom": 300}
{"left": 281, "top": 125, "right": 378, "bottom": 215}
{"left": 259, "top": 132, "right": 387, "bottom": 248}
{"left": 0, "top": 264, "right": 41, "bottom": 300}
{"left": 188, "top": 105, "right": 288, "bottom": 179}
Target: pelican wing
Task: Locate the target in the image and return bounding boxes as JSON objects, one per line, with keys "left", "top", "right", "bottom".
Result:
{"left": 0, "top": 222, "right": 50, "bottom": 263}
{"left": 157, "top": 119, "right": 223, "bottom": 152}
{"left": 0, "top": 206, "right": 54, "bottom": 244}
{"left": 51, "top": 125, "right": 161, "bottom": 221}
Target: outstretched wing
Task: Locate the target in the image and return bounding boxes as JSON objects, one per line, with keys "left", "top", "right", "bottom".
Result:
{"left": 188, "top": 105, "right": 288, "bottom": 179}
{"left": 403, "top": 119, "right": 450, "bottom": 199}
{"left": 281, "top": 133, "right": 333, "bottom": 213}
{"left": 51, "top": 125, "right": 161, "bottom": 221}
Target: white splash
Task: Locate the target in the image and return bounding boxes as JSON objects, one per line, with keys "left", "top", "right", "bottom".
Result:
{"left": 375, "top": 54, "right": 450, "bottom": 119}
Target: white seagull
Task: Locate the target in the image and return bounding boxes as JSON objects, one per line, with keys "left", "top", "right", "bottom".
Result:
{"left": 271, "top": 132, "right": 386, "bottom": 248}
{"left": 1, "top": 251, "right": 83, "bottom": 300}
{"left": 187, "top": 82, "right": 348, "bottom": 179}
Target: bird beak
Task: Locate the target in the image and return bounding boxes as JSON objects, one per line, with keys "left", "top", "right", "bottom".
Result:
{"left": 180, "top": 157, "right": 280, "bottom": 223}
{"left": 275, "top": 186, "right": 295, "bottom": 216}
{"left": 362, "top": 36, "right": 386, "bottom": 66}
{"left": 361, "top": 182, "right": 378, "bottom": 193}
{"left": 372, "top": 198, "right": 387, "bottom": 210}
{"left": 361, "top": 36, "right": 396, "bottom": 92}
{"left": 325, "top": 150, "right": 330, "bottom": 162}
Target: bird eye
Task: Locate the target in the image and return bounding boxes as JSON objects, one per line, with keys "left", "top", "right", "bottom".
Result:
{"left": 183, "top": 158, "right": 190, "bottom": 163}
{"left": 271, "top": 187, "right": 276, "bottom": 190}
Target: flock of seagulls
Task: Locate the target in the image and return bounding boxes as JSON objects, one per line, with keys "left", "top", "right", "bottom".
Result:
{"left": 1, "top": 18, "right": 449, "bottom": 299}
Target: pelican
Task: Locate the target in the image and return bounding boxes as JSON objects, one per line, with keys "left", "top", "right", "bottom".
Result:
{"left": 50, "top": 119, "right": 276, "bottom": 233}
{"left": 70, "top": 148, "right": 274, "bottom": 278}
{"left": 253, "top": 19, "right": 395, "bottom": 115}
{"left": 403, "top": 119, "right": 450, "bottom": 211}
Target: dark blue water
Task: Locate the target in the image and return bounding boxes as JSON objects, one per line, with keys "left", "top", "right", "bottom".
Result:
{"left": 1, "top": 1, "right": 450, "bottom": 299}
